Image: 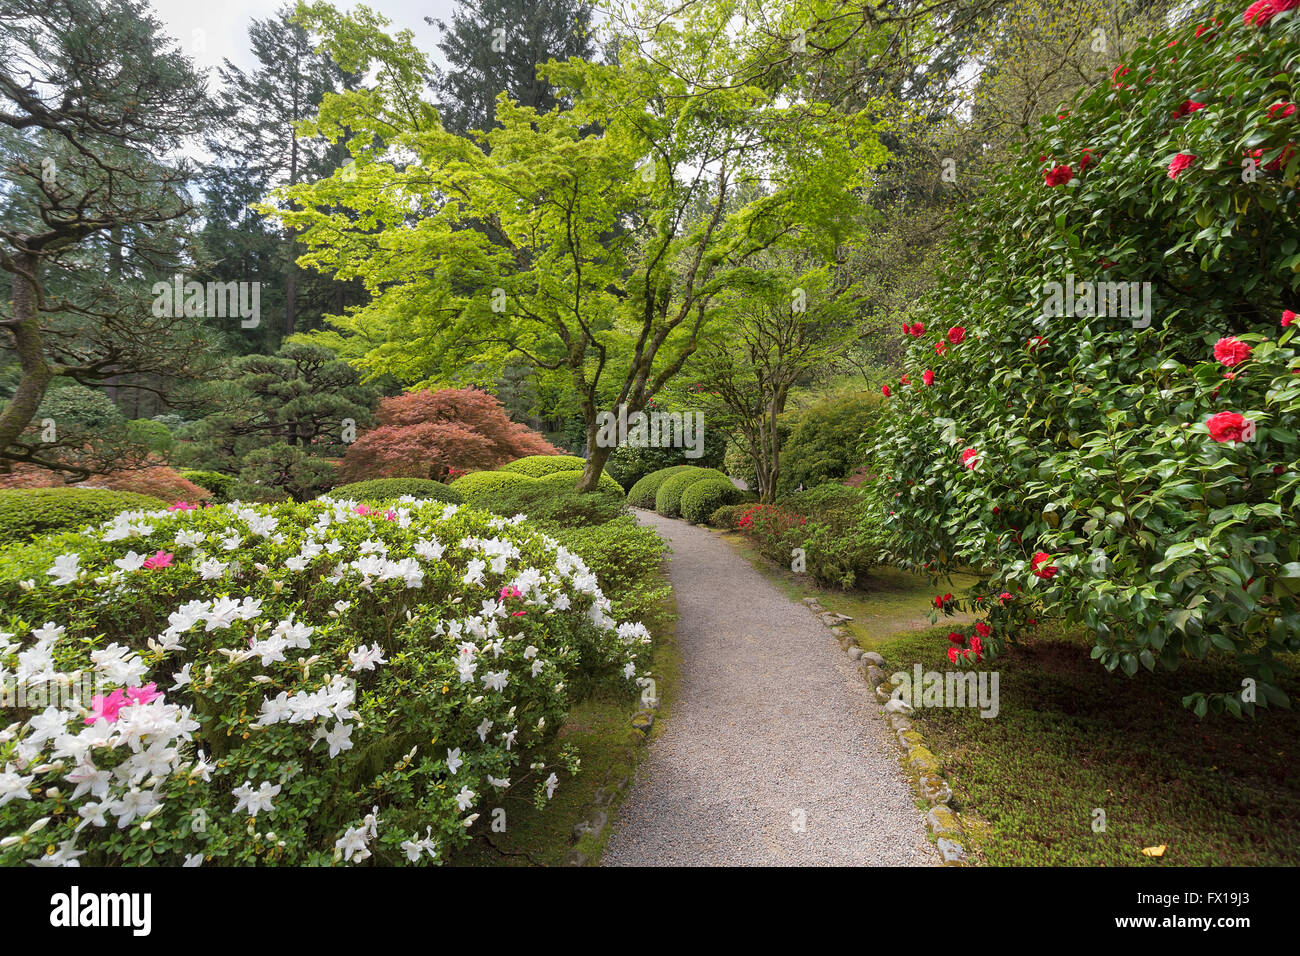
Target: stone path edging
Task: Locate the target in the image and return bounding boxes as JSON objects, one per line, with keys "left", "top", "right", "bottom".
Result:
{"left": 802, "top": 596, "right": 973, "bottom": 867}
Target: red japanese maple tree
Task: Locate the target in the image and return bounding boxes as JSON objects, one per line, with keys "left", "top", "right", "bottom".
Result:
{"left": 336, "top": 388, "right": 559, "bottom": 482}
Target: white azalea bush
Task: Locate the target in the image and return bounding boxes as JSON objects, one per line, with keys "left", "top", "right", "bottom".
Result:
{"left": 0, "top": 497, "right": 651, "bottom": 865}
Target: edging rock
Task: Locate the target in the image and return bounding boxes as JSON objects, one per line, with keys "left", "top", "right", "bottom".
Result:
{"left": 803, "top": 593, "right": 975, "bottom": 867}
{"left": 563, "top": 693, "right": 660, "bottom": 866}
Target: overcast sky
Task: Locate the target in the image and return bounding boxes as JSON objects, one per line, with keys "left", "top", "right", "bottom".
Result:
{"left": 150, "top": 0, "right": 458, "bottom": 76}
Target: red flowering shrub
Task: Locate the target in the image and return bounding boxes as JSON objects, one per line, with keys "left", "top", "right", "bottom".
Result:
{"left": 869, "top": 8, "right": 1300, "bottom": 715}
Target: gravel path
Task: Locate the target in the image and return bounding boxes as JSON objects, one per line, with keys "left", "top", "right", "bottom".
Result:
{"left": 601, "top": 510, "right": 935, "bottom": 867}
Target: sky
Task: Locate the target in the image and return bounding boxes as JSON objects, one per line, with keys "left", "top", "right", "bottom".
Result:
{"left": 149, "top": 0, "right": 458, "bottom": 76}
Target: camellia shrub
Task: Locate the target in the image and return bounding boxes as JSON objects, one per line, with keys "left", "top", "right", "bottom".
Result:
{"left": 0, "top": 489, "right": 169, "bottom": 547}
{"left": 653, "top": 468, "right": 729, "bottom": 518}
{"left": 0, "top": 497, "right": 651, "bottom": 866}
{"left": 869, "top": 4, "right": 1300, "bottom": 714}
{"left": 497, "top": 454, "right": 588, "bottom": 477}
{"left": 327, "top": 478, "right": 463, "bottom": 505}
{"left": 679, "top": 478, "right": 752, "bottom": 524}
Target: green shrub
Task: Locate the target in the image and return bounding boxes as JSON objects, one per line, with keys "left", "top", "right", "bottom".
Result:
{"left": 126, "top": 418, "right": 175, "bottom": 454}
{"left": 449, "top": 470, "right": 533, "bottom": 505}
{"left": 867, "top": 9, "right": 1300, "bottom": 712}
{"left": 708, "top": 503, "right": 753, "bottom": 530}
{"left": 0, "top": 488, "right": 169, "bottom": 546}
{"left": 550, "top": 514, "right": 670, "bottom": 623}
{"left": 545, "top": 468, "right": 624, "bottom": 497}
{"left": 498, "top": 454, "right": 589, "bottom": 477}
{"left": 328, "top": 478, "right": 463, "bottom": 504}
{"left": 778, "top": 392, "right": 880, "bottom": 497}
{"left": 466, "top": 471, "right": 625, "bottom": 526}
{"left": 603, "top": 426, "right": 726, "bottom": 490}
{"left": 680, "top": 478, "right": 750, "bottom": 524}
{"left": 0, "top": 498, "right": 649, "bottom": 866}
{"left": 627, "top": 465, "right": 696, "bottom": 508}
{"left": 654, "top": 467, "right": 727, "bottom": 518}
{"left": 180, "top": 470, "right": 238, "bottom": 503}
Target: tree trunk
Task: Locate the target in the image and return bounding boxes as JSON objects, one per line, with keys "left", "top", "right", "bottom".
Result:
{"left": 0, "top": 253, "right": 54, "bottom": 472}
{"left": 577, "top": 440, "right": 613, "bottom": 493}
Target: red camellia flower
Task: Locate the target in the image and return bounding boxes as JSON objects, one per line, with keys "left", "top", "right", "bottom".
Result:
{"left": 1111, "top": 64, "right": 1130, "bottom": 87}
{"left": 948, "top": 326, "right": 966, "bottom": 344}
{"left": 1206, "top": 411, "right": 1250, "bottom": 443}
{"left": 922, "top": 369, "right": 935, "bottom": 386}
{"left": 1214, "top": 336, "right": 1252, "bottom": 366}
{"left": 948, "top": 631, "right": 967, "bottom": 645}
{"left": 968, "top": 636, "right": 984, "bottom": 659}
{"left": 1174, "top": 99, "right": 1207, "bottom": 117}
{"left": 881, "top": 385, "right": 891, "bottom": 397}
{"left": 1079, "top": 149, "right": 1095, "bottom": 171}
{"left": 947, "top": 647, "right": 962, "bottom": 663}
{"left": 934, "top": 341, "right": 948, "bottom": 355}
{"left": 1168, "top": 152, "right": 1197, "bottom": 178}
{"left": 999, "top": 592, "right": 1012, "bottom": 602}
{"left": 1243, "top": 0, "right": 1297, "bottom": 26}
{"left": 961, "top": 448, "right": 979, "bottom": 470}
{"left": 975, "top": 622, "right": 991, "bottom": 638}
{"left": 1269, "top": 101, "right": 1298, "bottom": 119}
{"left": 1030, "top": 552, "right": 1059, "bottom": 579}
{"left": 935, "top": 593, "right": 954, "bottom": 608}
{"left": 1027, "top": 335, "right": 1048, "bottom": 352}
{"left": 1044, "top": 164, "right": 1073, "bottom": 186}
{"left": 1283, "top": 309, "right": 1297, "bottom": 327}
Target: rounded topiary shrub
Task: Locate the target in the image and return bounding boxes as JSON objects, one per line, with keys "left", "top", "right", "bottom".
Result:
{"left": 0, "top": 498, "right": 651, "bottom": 866}
{"left": 680, "top": 478, "right": 750, "bottom": 524}
{"left": 327, "top": 478, "right": 463, "bottom": 504}
{"left": 654, "top": 468, "right": 728, "bottom": 518}
{"left": 545, "top": 468, "right": 625, "bottom": 497}
{"left": 448, "top": 470, "right": 533, "bottom": 506}
{"left": 0, "top": 488, "right": 169, "bottom": 546}
{"left": 497, "top": 454, "right": 588, "bottom": 477}
{"left": 627, "top": 465, "right": 696, "bottom": 509}
{"left": 179, "top": 470, "right": 238, "bottom": 503}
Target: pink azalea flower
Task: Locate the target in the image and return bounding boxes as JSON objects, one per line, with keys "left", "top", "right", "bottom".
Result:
{"left": 127, "top": 683, "right": 162, "bottom": 706}
{"left": 354, "top": 505, "right": 372, "bottom": 516}
{"left": 142, "top": 551, "right": 174, "bottom": 570}
{"left": 169, "top": 501, "right": 196, "bottom": 512}
{"left": 85, "top": 689, "right": 128, "bottom": 725}
{"left": 385, "top": 509, "right": 397, "bottom": 521}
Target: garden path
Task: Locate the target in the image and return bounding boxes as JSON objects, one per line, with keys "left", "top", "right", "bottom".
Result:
{"left": 600, "top": 509, "right": 935, "bottom": 866}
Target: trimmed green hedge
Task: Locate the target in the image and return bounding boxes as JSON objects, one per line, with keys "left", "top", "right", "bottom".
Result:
{"left": 179, "top": 470, "right": 238, "bottom": 503}
{"left": 464, "top": 471, "right": 626, "bottom": 526}
{"left": 627, "top": 465, "right": 697, "bottom": 509}
{"left": 326, "top": 478, "right": 463, "bottom": 504}
{"left": 449, "top": 470, "right": 533, "bottom": 505}
{"left": 680, "top": 479, "right": 752, "bottom": 524}
{"left": 498, "top": 454, "right": 588, "bottom": 477}
{"left": 0, "top": 488, "right": 169, "bottom": 546}
{"left": 654, "top": 467, "right": 728, "bottom": 518}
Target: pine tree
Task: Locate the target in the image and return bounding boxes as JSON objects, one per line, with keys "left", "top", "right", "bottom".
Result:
{"left": 427, "top": 0, "right": 596, "bottom": 134}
